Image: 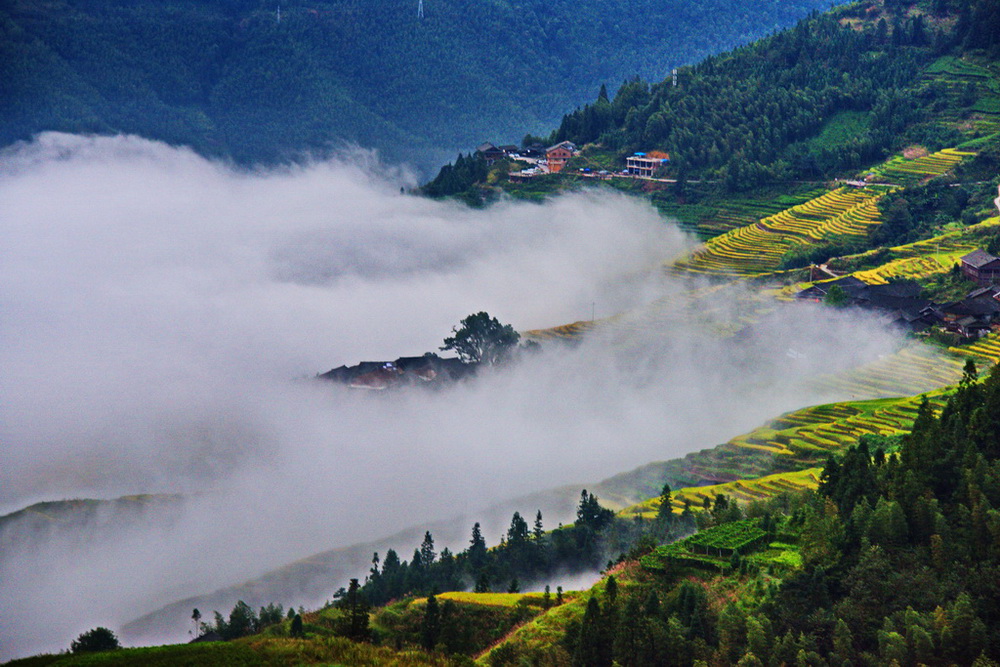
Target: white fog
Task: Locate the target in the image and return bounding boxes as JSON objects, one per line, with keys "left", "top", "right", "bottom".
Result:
{"left": 0, "top": 133, "right": 908, "bottom": 659}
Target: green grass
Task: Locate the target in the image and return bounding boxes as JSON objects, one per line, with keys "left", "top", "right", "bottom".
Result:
{"left": 803, "top": 110, "right": 871, "bottom": 151}
{"left": 973, "top": 97, "right": 1000, "bottom": 114}
{"left": 751, "top": 542, "right": 803, "bottom": 569}
{"left": 1, "top": 644, "right": 265, "bottom": 667}
{"left": 418, "top": 592, "right": 555, "bottom": 608}
{"left": 927, "top": 55, "right": 993, "bottom": 78}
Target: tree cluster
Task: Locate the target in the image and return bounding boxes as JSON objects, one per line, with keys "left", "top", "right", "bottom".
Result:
{"left": 358, "top": 490, "right": 630, "bottom": 608}
{"left": 200, "top": 600, "right": 287, "bottom": 640}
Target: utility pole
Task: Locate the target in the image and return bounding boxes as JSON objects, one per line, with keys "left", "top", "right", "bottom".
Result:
{"left": 276, "top": 5, "right": 281, "bottom": 23}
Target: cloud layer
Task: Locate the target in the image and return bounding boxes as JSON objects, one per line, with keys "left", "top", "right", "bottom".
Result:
{"left": 0, "top": 134, "right": 904, "bottom": 659}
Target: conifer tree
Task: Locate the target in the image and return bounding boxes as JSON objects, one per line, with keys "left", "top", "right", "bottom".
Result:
{"left": 421, "top": 594, "right": 441, "bottom": 650}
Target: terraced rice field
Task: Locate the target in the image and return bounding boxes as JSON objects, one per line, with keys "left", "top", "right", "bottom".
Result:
{"left": 421, "top": 592, "right": 555, "bottom": 608}
{"left": 663, "top": 390, "right": 949, "bottom": 489}
{"left": 949, "top": 334, "right": 1000, "bottom": 366}
{"left": 851, "top": 254, "right": 956, "bottom": 284}
{"left": 808, "top": 342, "right": 967, "bottom": 398}
{"left": 522, "top": 319, "right": 599, "bottom": 342}
{"left": 670, "top": 187, "right": 887, "bottom": 277}
{"left": 793, "top": 218, "right": 998, "bottom": 287}
{"left": 523, "top": 281, "right": 779, "bottom": 343}
{"left": 654, "top": 188, "right": 826, "bottom": 239}
{"left": 869, "top": 148, "right": 976, "bottom": 185}
{"left": 921, "top": 55, "right": 1000, "bottom": 134}
{"left": 621, "top": 468, "right": 822, "bottom": 520}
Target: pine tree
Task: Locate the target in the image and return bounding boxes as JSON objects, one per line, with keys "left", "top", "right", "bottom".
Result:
{"left": 421, "top": 594, "right": 441, "bottom": 650}
{"left": 573, "top": 596, "right": 609, "bottom": 667}
{"left": 420, "top": 531, "right": 436, "bottom": 568}
{"left": 469, "top": 522, "right": 488, "bottom": 572}
{"left": 343, "top": 578, "right": 370, "bottom": 642}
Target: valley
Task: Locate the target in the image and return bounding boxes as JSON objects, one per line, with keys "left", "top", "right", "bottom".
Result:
{"left": 3, "top": 0, "right": 1000, "bottom": 664}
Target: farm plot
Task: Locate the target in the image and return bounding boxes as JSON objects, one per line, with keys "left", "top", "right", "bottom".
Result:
{"left": 868, "top": 148, "right": 975, "bottom": 185}
{"left": 921, "top": 56, "right": 1000, "bottom": 133}
{"left": 949, "top": 333, "right": 1000, "bottom": 366}
{"left": 641, "top": 519, "right": 769, "bottom": 572}
{"left": 654, "top": 188, "right": 825, "bottom": 240}
{"left": 621, "top": 468, "right": 822, "bottom": 522}
{"left": 671, "top": 390, "right": 947, "bottom": 488}
{"left": 808, "top": 342, "right": 967, "bottom": 398}
{"left": 670, "top": 187, "right": 887, "bottom": 278}
{"left": 522, "top": 319, "right": 600, "bottom": 342}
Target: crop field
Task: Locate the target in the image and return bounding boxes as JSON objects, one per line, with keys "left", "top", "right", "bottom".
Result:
{"left": 620, "top": 468, "right": 822, "bottom": 522}
{"left": 521, "top": 319, "right": 600, "bottom": 342}
{"left": 524, "top": 280, "right": 780, "bottom": 344}
{"left": 670, "top": 187, "right": 887, "bottom": 277}
{"left": 794, "top": 218, "right": 999, "bottom": 287}
{"left": 667, "top": 391, "right": 948, "bottom": 488}
{"left": 927, "top": 55, "right": 994, "bottom": 78}
{"left": 422, "top": 592, "right": 558, "bottom": 608}
{"left": 5, "top": 636, "right": 450, "bottom": 667}
{"left": 641, "top": 519, "right": 769, "bottom": 572}
{"left": 851, "top": 253, "right": 956, "bottom": 283}
{"left": 922, "top": 55, "right": 1000, "bottom": 133}
{"left": 949, "top": 333, "right": 1000, "bottom": 365}
{"left": 868, "top": 148, "right": 975, "bottom": 185}
{"left": 808, "top": 342, "right": 967, "bottom": 397}
{"left": 651, "top": 187, "right": 826, "bottom": 239}
{"left": 475, "top": 592, "right": 589, "bottom": 665}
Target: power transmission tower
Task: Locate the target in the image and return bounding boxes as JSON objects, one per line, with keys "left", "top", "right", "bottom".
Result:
{"left": 417, "top": 0, "right": 424, "bottom": 18}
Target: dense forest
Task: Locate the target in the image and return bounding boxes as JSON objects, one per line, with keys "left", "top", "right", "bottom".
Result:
{"left": 0, "top": 0, "right": 838, "bottom": 170}
{"left": 521, "top": 360, "right": 1000, "bottom": 666}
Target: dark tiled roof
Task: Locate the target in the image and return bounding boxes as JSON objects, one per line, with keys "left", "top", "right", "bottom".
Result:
{"left": 943, "top": 296, "right": 1000, "bottom": 317}
{"left": 546, "top": 141, "right": 576, "bottom": 152}
{"left": 961, "top": 249, "right": 1000, "bottom": 268}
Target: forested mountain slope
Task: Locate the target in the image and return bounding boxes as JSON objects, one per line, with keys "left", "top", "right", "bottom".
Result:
{"left": 1, "top": 0, "right": 838, "bottom": 169}
{"left": 545, "top": 0, "right": 1000, "bottom": 189}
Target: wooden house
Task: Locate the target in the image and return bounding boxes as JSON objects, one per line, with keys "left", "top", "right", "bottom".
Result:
{"left": 545, "top": 141, "right": 576, "bottom": 173}
{"left": 960, "top": 249, "right": 1000, "bottom": 285}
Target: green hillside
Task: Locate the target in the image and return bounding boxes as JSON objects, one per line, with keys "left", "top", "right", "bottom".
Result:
{"left": 0, "top": 0, "right": 838, "bottom": 169}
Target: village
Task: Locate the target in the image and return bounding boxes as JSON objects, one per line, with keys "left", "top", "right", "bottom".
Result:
{"left": 474, "top": 140, "right": 671, "bottom": 181}
{"left": 796, "top": 247, "right": 1000, "bottom": 338}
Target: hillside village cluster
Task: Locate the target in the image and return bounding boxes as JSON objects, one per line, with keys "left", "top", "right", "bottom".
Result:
{"left": 796, "top": 248, "right": 1000, "bottom": 338}
{"left": 475, "top": 141, "right": 670, "bottom": 178}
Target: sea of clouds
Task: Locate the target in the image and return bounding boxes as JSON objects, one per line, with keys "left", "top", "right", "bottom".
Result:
{"left": 0, "top": 133, "right": 905, "bottom": 659}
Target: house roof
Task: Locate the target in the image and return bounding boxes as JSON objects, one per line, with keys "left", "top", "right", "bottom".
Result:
{"left": 793, "top": 275, "right": 869, "bottom": 300}
{"left": 546, "top": 140, "right": 576, "bottom": 153}
{"left": 858, "top": 295, "right": 931, "bottom": 313}
{"left": 968, "top": 285, "right": 1000, "bottom": 299}
{"left": 865, "top": 280, "right": 922, "bottom": 299}
{"left": 961, "top": 249, "right": 1000, "bottom": 268}
{"left": 942, "top": 296, "right": 1000, "bottom": 317}
{"left": 476, "top": 142, "right": 498, "bottom": 153}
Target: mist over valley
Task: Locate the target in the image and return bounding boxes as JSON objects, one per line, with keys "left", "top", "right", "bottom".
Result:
{"left": 0, "top": 134, "right": 916, "bottom": 660}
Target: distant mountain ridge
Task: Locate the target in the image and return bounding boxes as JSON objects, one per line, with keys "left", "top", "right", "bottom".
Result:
{"left": 1, "top": 0, "right": 839, "bottom": 170}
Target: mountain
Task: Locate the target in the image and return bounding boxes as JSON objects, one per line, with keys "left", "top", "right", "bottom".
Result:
{"left": 1, "top": 0, "right": 839, "bottom": 171}
{"left": 5, "top": 0, "right": 1000, "bottom": 662}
